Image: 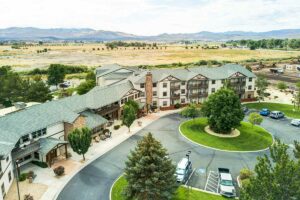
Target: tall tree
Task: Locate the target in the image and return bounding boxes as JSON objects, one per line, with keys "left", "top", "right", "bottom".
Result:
{"left": 202, "top": 88, "right": 244, "bottom": 133}
{"left": 255, "top": 76, "right": 269, "bottom": 102}
{"left": 248, "top": 112, "right": 263, "bottom": 127}
{"left": 47, "top": 64, "right": 65, "bottom": 87}
{"left": 26, "top": 76, "right": 53, "bottom": 102}
{"left": 125, "top": 99, "right": 140, "bottom": 113}
{"left": 124, "top": 133, "right": 178, "bottom": 200}
{"left": 294, "top": 81, "right": 300, "bottom": 109}
{"left": 122, "top": 105, "right": 136, "bottom": 132}
{"left": 68, "top": 127, "right": 92, "bottom": 161}
{"left": 77, "top": 80, "right": 95, "bottom": 95}
{"left": 240, "top": 139, "right": 300, "bottom": 200}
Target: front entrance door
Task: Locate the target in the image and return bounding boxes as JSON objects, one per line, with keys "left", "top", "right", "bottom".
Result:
{"left": 46, "top": 149, "right": 57, "bottom": 166}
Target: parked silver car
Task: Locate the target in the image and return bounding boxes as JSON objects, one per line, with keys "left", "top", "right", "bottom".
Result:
{"left": 291, "top": 119, "right": 300, "bottom": 127}
{"left": 270, "top": 111, "right": 284, "bottom": 119}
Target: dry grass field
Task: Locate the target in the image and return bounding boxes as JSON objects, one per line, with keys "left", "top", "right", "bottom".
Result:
{"left": 1, "top": 43, "right": 300, "bottom": 71}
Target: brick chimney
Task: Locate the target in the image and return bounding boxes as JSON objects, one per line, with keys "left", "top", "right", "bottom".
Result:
{"left": 145, "top": 72, "right": 153, "bottom": 109}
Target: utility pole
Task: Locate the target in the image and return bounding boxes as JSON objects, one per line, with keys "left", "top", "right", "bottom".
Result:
{"left": 14, "top": 160, "right": 21, "bottom": 200}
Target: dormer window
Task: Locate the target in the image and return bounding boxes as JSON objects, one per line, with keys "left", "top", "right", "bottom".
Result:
{"left": 21, "top": 134, "right": 30, "bottom": 143}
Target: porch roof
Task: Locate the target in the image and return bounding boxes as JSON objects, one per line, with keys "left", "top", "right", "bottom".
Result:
{"left": 80, "top": 111, "right": 108, "bottom": 129}
{"left": 38, "top": 138, "right": 68, "bottom": 156}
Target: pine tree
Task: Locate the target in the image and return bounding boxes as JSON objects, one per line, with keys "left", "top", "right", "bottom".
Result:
{"left": 68, "top": 127, "right": 92, "bottom": 161}
{"left": 124, "top": 133, "right": 178, "bottom": 200}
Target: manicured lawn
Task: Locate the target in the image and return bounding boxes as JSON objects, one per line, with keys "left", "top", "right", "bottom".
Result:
{"left": 180, "top": 118, "right": 273, "bottom": 151}
{"left": 244, "top": 102, "right": 300, "bottom": 118}
{"left": 111, "top": 176, "right": 227, "bottom": 200}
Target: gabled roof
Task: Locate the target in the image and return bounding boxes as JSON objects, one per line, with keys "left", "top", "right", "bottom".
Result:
{"left": 80, "top": 111, "right": 108, "bottom": 129}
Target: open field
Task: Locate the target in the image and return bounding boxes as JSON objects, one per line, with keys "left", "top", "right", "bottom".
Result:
{"left": 1, "top": 44, "right": 300, "bottom": 71}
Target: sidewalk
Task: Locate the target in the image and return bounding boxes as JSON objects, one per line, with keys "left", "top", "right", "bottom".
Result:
{"left": 12, "top": 109, "right": 180, "bottom": 200}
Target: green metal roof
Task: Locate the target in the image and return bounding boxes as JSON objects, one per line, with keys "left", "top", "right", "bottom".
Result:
{"left": 38, "top": 138, "right": 68, "bottom": 156}
{"left": 80, "top": 111, "right": 108, "bottom": 129}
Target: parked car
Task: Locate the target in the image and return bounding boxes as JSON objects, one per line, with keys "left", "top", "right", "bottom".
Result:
{"left": 242, "top": 106, "right": 249, "bottom": 113}
{"left": 291, "top": 119, "right": 300, "bottom": 127}
{"left": 259, "top": 108, "right": 270, "bottom": 116}
{"left": 270, "top": 111, "right": 285, "bottom": 119}
{"left": 175, "top": 158, "right": 192, "bottom": 183}
{"left": 218, "top": 168, "right": 236, "bottom": 198}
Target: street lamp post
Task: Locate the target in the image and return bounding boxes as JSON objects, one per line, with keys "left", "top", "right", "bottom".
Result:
{"left": 14, "top": 159, "right": 21, "bottom": 200}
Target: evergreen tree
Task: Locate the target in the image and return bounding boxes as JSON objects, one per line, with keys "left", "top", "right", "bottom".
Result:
{"left": 122, "top": 105, "right": 136, "bottom": 132}
{"left": 68, "top": 127, "right": 92, "bottom": 161}
{"left": 124, "top": 133, "right": 178, "bottom": 200}
{"left": 202, "top": 88, "right": 244, "bottom": 133}
{"left": 240, "top": 139, "right": 300, "bottom": 200}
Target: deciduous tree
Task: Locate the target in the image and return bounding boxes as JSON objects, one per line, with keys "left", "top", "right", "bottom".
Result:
{"left": 122, "top": 105, "right": 136, "bottom": 132}
{"left": 68, "top": 127, "right": 92, "bottom": 161}
{"left": 256, "top": 76, "right": 269, "bottom": 102}
{"left": 248, "top": 112, "right": 263, "bottom": 127}
{"left": 47, "top": 64, "right": 65, "bottom": 87}
{"left": 124, "top": 133, "right": 178, "bottom": 200}
{"left": 202, "top": 88, "right": 244, "bottom": 133}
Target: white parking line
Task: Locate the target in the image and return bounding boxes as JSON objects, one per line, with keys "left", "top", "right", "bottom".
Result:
{"left": 204, "top": 171, "right": 219, "bottom": 194}
{"left": 185, "top": 168, "right": 196, "bottom": 186}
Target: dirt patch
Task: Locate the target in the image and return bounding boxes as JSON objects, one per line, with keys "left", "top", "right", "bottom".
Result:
{"left": 6, "top": 180, "right": 47, "bottom": 200}
{"left": 204, "top": 126, "right": 240, "bottom": 138}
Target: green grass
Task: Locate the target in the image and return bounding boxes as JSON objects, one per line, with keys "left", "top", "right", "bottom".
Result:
{"left": 244, "top": 102, "right": 300, "bottom": 119}
{"left": 180, "top": 118, "right": 273, "bottom": 151}
{"left": 111, "top": 176, "right": 227, "bottom": 200}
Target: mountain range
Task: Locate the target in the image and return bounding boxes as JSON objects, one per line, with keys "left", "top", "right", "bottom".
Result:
{"left": 1, "top": 27, "right": 300, "bottom": 41}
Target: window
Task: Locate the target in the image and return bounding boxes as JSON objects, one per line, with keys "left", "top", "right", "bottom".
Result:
{"left": 6, "top": 156, "right": 9, "bottom": 162}
{"left": 0, "top": 162, "right": 2, "bottom": 173}
{"left": 135, "top": 94, "right": 138, "bottom": 99}
{"left": 140, "top": 92, "right": 145, "bottom": 97}
{"left": 211, "top": 88, "right": 215, "bottom": 93}
{"left": 21, "top": 134, "right": 30, "bottom": 143}
{"left": 181, "top": 81, "right": 185, "bottom": 85}
{"left": 181, "top": 89, "right": 185, "bottom": 94}
{"left": 24, "top": 154, "right": 32, "bottom": 161}
{"left": 221, "top": 79, "right": 225, "bottom": 84}
{"left": 247, "top": 94, "right": 252, "bottom": 99}
{"left": 248, "top": 85, "right": 252, "bottom": 90}
{"left": 249, "top": 78, "right": 252, "bottom": 82}
{"left": 140, "top": 83, "right": 145, "bottom": 88}
{"left": 153, "top": 91, "right": 157, "bottom": 96}
{"left": 181, "top": 98, "right": 185, "bottom": 104}
{"left": 34, "top": 152, "right": 40, "bottom": 160}
{"left": 8, "top": 171, "right": 11, "bottom": 182}
{"left": 121, "top": 99, "right": 124, "bottom": 104}
{"left": 163, "top": 83, "right": 167, "bottom": 88}
{"left": 212, "top": 80, "right": 216, "bottom": 84}
{"left": 153, "top": 83, "right": 157, "bottom": 87}
{"left": 163, "top": 101, "right": 168, "bottom": 106}
{"left": 163, "top": 92, "right": 167, "bottom": 97}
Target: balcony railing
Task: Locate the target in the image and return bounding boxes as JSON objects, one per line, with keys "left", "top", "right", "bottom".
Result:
{"left": 170, "top": 85, "right": 180, "bottom": 90}
{"left": 12, "top": 141, "right": 40, "bottom": 160}
{"left": 170, "top": 93, "right": 180, "bottom": 99}
{"left": 188, "top": 83, "right": 209, "bottom": 89}
{"left": 188, "top": 93, "right": 208, "bottom": 98}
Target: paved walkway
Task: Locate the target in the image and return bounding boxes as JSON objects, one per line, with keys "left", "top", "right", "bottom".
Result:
{"left": 10, "top": 109, "right": 180, "bottom": 200}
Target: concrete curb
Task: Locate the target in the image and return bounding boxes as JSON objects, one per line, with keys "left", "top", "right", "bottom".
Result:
{"left": 110, "top": 174, "right": 124, "bottom": 200}
{"left": 53, "top": 110, "right": 180, "bottom": 200}
{"left": 178, "top": 118, "right": 274, "bottom": 153}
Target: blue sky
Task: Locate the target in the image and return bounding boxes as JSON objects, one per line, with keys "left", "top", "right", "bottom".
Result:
{"left": 0, "top": 0, "right": 299, "bottom": 35}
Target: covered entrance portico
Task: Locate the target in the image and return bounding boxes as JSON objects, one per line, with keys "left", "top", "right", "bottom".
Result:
{"left": 39, "top": 138, "right": 68, "bottom": 167}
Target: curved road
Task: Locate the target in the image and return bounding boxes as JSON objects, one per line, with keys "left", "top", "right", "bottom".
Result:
{"left": 57, "top": 114, "right": 300, "bottom": 200}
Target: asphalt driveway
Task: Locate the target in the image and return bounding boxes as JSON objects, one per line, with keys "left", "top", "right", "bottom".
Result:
{"left": 57, "top": 113, "right": 300, "bottom": 200}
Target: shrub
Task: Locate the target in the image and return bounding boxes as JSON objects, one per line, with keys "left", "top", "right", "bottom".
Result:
{"left": 174, "top": 103, "right": 181, "bottom": 109}
{"left": 53, "top": 166, "right": 65, "bottom": 176}
{"left": 240, "top": 168, "right": 254, "bottom": 180}
{"left": 24, "top": 194, "right": 34, "bottom": 200}
{"left": 241, "top": 178, "right": 251, "bottom": 188}
{"left": 103, "top": 129, "right": 109, "bottom": 134}
{"left": 31, "top": 161, "right": 48, "bottom": 168}
{"left": 114, "top": 125, "right": 120, "bottom": 130}
{"left": 27, "top": 171, "right": 34, "bottom": 179}
{"left": 19, "top": 173, "right": 28, "bottom": 182}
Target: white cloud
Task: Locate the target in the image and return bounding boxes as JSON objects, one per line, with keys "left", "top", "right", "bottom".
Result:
{"left": 0, "top": 0, "right": 299, "bottom": 35}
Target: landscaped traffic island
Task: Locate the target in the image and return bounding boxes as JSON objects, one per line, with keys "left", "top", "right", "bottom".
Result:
{"left": 111, "top": 176, "right": 227, "bottom": 200}
{"left": 244, "top": 102, "right": 300, "bottom": 118}
{"left": 180, "top": 118, "right": 273, "bottom": 151}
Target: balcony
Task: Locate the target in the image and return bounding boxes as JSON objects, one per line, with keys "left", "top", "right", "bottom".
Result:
{"left": 188, "top": 92, "right": 208, "bottom": 98}
{"left": 230, "top": 80, "right": 246, "bottom": 86}
{"left": 97, "top": 104, "right": 120, "bottom": 116}
{"left": 170, "top": 93, "right": 180, "bottom": 99}
{"left": 170, "top": 84, "right": 180, "bottom": 90}
{"left": 188, "top": 83, "right": 209, "bottom": 89}
{"left": 12, "top": 141, "right": 40, "bottom": 161}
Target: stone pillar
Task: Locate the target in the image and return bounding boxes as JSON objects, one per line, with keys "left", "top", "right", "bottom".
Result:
{"left": 145, "top": 72, "right": 153, "bottom": 112}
